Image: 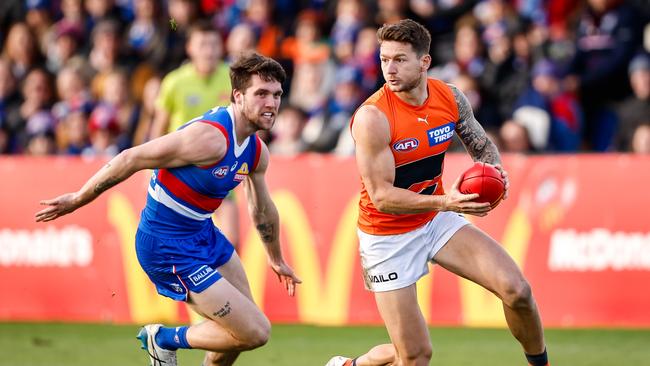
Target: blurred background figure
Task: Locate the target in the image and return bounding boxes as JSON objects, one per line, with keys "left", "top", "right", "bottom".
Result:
{"left": 615, "top": 53, "right": 650, "bottom": 151}
{"left": 3, "top": 22, "right": 42, "bottom": 80}
{"left": 225, "top": 23, "right": 257, "bottom": 63}
{"left": 17, "top": 68, "right": 54, "bottom": 152}
{"left": 513, "top": 59, "right": 582, "bottom": 152}
{"left": 565, "top": 0, "right": 643, "bottom": 151}
{"left": 302, "top": 65, "right": 364, "bottom": 153}
{"left": 57, "top": 108, "right": 89, "bottom": 155}
{"left": 84, "top": 103, "right": 120, "bottom": 157}
{"left": 499, "top": 118, "right": 534, "bottom": 153}
{"left": 269, "top": 104, "right": 308, "bottom": 156}
{"left": 0, "top": 58, "right": 20, "bottom": 153}
{"left": 24, "top": 110, "right": 56, "bottom": 155}
{"left": 151, "top": 21, "right": 229, "bottom": 138}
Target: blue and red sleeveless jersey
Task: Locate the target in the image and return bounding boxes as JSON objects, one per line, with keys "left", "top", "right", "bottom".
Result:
{"left": 139, "top": 106, "right": 262, "bottom": 236}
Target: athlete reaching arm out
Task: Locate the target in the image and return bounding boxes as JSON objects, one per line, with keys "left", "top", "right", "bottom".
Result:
{"left": 35, "top": 122, "right": 227, "bottom": 222}
{"left": 244, "top": 141, "right": 300, "bottom": 296}
{"left": 352, "top": 104, "right": 491, "bottom": 216}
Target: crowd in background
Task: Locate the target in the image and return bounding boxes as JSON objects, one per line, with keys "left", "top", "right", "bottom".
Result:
{"left": 0, "top": 0, "right": 649, "bottom": 157}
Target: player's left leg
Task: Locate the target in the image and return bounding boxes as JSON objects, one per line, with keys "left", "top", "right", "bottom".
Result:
{"left": 199, "top": 251, "right": 254, "bottom": 366}
{"left": 433, "top": 224, "right": 549, "bottom": 365}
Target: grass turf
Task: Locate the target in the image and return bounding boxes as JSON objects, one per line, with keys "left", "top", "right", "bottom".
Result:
{"left": 0, "top": 323, "right": 648, "bottom": 365}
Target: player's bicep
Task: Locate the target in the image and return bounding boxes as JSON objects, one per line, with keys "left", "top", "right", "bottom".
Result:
{"left": 129, "top": 123, "right": 226, "bottom": 170}
{"left": 352, "top": 107, "right": 395, "bottom": 196}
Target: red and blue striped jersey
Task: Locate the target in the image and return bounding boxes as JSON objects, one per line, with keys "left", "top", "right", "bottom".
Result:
{"left": 139, "top": 106, "right": 262, "bottom": 236}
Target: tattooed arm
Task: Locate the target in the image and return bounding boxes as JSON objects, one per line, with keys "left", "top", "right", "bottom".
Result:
{"left": 449, "top": 84, "right": 501, "bottom": 165}
{"left": 449, "top": 84, "right": 510, "bottom": 200}
{"left": 244, "top": 141, "right": 301, "bottom": 295}
{"left": 35, "top": 122, "right": 227, "bottom": 222}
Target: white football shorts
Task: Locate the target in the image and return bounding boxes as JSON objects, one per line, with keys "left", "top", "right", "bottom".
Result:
{"left": 358, "top": 211, "right": 470, "bottom": 292}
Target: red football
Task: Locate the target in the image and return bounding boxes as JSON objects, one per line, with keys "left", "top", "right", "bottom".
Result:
{"left": 458, "top": 162, "right": 505, "bottom": 207}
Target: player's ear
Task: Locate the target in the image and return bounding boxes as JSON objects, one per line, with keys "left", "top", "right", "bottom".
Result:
{"left": 421, "top": 53, "right": 431, "bottom": 72}
{"left": 233, "top": 88, "right": 243, "bottom": 105}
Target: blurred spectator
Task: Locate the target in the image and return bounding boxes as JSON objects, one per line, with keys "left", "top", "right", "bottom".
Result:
{"left": 52, "top": 64, "right": 93, "bottom": 121}
{"left": 303, "top": 65, "right": 364, "bottom": 153}
{"left": 151, "top": 21, "right": 230, "bottom": 138}
{"left": 132, "top": 75, "right": 160, "bottom": 146}
{"left": 164, "top": 0, "right": 201, "bottom": 72}
{"left": 84, "top": 0, "right": 127, "bottom": 31}
{"left": 45, "top": 23, "right": 83, "bottom": 73}
{"left": 631, "top": 124, "right": 650, "bottom": 154}
{"left": 430, "top": 20, "right": 485, "bottom": 83}
{"left": 16, "top": 68, "right": 54, "bottom": 151}
{"left": 243, "top": 0, "right": 282, "bottom": 58}
{"left": 350, "top": 26, "right": 381, "bottom": 97}
{"left": 330, "top": 0, "right": 365, "bottom": 64}
{"left": 0, "top": 1, "right": 25, "bottom": 49}
{"left": 289, "top": 59, "right": 335, "bottom": 115}
{"left": 84, "top": 103, "right": 120, "bottom": 157}
{"left": 615, "top": 53, "right": 650, "bottom": 151}
{"left": 371, "top": 0, "right": 412, "bottom": 27}
{"left": 58, "top": 108, "right": 90, "bottom": 154}
{"left": 513, "top": 59, "right": 583, "bottom": 151}
{"left": 281, "top": 9, "right": 330, "bottom": 66}
{"left": 126, "top": 0, "right": 167, "bottom": 68}
{"left": 566, "top": 0, "right": 643, "bottom": 150}
{"left": 225, "top": 23, "right": 257, "bottom": 63}
{"left": 55, "top": 0, "right": 86, "bottom": 49}
{"left": 99, "top": 69, "right": 140, "bottom": 150}
{"left": 25, "top": 0, "right": 54, "bottom": 54}
{"left": 0, "top": 58, "right": 21, "bottom": 153}
{"left": 269, "top": 104, "right": 308, "bottom": 156}
{"left": 479, "top": 21, "right": 530, "bottom": 124}
{"left": 499, "top": 117, "right": 534, "bottom": 153}
{"left": 24, "top": 110, "right": 56, "bottom": 155}
{"left": 2, "top": 22, "right": 42, "bottom": 80}
{"left": 86, "top": 19, "right": 130, "bottom": 99}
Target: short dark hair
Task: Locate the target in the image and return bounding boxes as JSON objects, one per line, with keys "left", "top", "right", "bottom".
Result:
{"left": 377, "top": 19, "right": 431, "bottom": 56}
{"left": 229, "top": 53, "right": 286, "bottom": 102}
{"left": 187, "top": 20, "right": 218, "bottom": 38}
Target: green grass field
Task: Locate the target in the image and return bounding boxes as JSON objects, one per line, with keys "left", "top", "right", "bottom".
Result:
{"left": 0, "top": 323, "right": 648, "bottom": 365}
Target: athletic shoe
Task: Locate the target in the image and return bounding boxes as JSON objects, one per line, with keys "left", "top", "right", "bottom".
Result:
{"left": 136, "top": 324, "right": 178, "bottom": 366}
{"left": 325, "top": 356, "right": 353, "bottom": 366}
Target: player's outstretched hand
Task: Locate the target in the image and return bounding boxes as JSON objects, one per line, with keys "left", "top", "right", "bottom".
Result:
{"left": 270, "top": 261, "right": 302, "bottom": 297}
{"left": 35, "top": 193, "right": 80, "bottom": 222}
{"left": 444, "top": 176, "right": 492, "bottom": 217}
{"left": 491, "top": 164, "right": 510, "bottom": 200}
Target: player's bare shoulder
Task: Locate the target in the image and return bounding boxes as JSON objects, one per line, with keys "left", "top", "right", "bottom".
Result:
{"left": 352, "top": 104, "right": 391, "bottom": 144}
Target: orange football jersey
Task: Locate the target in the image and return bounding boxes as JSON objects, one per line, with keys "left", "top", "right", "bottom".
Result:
{"left": 352, "top": 78, "right": 459, "bottom": 235}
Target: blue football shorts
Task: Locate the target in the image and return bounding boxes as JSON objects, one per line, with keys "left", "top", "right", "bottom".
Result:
{"left": 135, "top": 224, "right": 235, "bottom": 301}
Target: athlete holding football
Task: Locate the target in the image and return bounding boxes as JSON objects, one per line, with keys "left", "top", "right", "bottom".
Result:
{"left": 36, "top": 53, "right": 301, "bottom": 366}
{"left": 326, "top": 19, "right": 550, "bottom": 366}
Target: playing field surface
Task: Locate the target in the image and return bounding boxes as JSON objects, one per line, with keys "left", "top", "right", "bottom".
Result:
{"left": 1, "top": 323, "right": 648, "bottom": 365}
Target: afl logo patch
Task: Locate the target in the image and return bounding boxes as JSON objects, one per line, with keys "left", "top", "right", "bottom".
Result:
{"left": 212, "top": 166, "right": 229, "bottom": 179}
{"left": 393, "top": 138, "right": 419, "bottom": 152}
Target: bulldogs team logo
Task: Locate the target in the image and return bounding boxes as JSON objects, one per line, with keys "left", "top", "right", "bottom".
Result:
{"left": 212, "top": 165, "right": 229, "bottom": 179}
{"left": 393, "top": 138, "right": 419, "bottom": 152}
{"left": 234, "top": 163, "right": 249, "bottom": 182}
